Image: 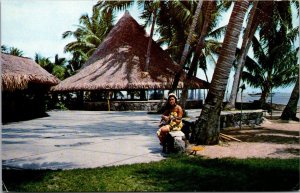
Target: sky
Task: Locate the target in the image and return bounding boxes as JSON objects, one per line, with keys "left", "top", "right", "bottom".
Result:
{"left": 2, "top": 0, "right": 111, "bottom": 59}
{"left": 1, "top": 0, "right": 144, "bottom": 59}
{"left": 1, "top": 0, "right": 298, "bottom": 93}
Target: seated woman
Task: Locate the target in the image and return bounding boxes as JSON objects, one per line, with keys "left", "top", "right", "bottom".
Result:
{"left": 157, "top": 93, "right": 183, "bottom": 152}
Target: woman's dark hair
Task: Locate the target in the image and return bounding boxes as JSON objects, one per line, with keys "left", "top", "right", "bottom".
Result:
{"left": 165, "top": 94, "right": 177, "bottom": 109}
{"left": 168, "top": 93, "right": 177, "bottom": 101}
{"left": 168, "top": 95, "right": 177, "bottom": 103}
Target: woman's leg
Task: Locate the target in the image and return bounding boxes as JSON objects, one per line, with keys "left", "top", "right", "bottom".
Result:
{"left": 157, "top": 125, "right": 170, "bottom": 144}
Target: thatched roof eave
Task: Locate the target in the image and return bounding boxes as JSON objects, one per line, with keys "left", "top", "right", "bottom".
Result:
{"left": 1, "top": 53, "right": 60, "bottom": 91}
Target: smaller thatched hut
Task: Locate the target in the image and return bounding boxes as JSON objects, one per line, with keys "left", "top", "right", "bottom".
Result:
{"left": 1, "top": 53, "right": 60, "bottom": 123}
{"left": 1, "top": 53, "right": 59, "bottom": 91}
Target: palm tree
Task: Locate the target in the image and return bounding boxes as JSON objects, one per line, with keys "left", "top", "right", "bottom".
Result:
{"left": 62, "top": 5, "right": 115, "bottom": 66}
{"left": 225, "top": 1, "right": 258, "bottom": 110}
{"left": 154, "top": 1, "right": 229, "bottom": 96}
{"left": 35, "top": 53, "right": 68, "bottom": 80}
{"left": 242, "top": 27, "right": 298, "bottom": 106}
{"left": 191, "top": 0, "right": 249, "bottom": 145}
{"left": 142, "top": 0, "right": 160, "bottom": 72}
{"left": 95, "top": 0, "right": 134, "bottom": 13}
{"left": 226, "top": 1, "right": 297, "bottom": 110}
{"left": 52, "top": 54, "right": 68, "bottom": 80}
{"left": 7, "top": 47, "right": 24, "bottom": 56}
{"left": 1, "top": 45, "right": 8, "bottom": 53}
{"left": 180, "top": 1, "right": 216, "bottom": 108}
{"left": 35, "top": 53, "right": 53, "bottom": 73}
{"left": 169, "top": 0, "right": 204, "bottom": 94}
{"left": 280, "top": 76, "right": 299, "bottom": 121}
{"left": 65, "top": 52, "right": 84, "bottom": 75}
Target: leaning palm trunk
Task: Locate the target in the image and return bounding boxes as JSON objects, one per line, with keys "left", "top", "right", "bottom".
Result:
{"left": 225, "top": 1, "right": 259, "bottom": 110}
{"left": 170, "top": 0, "right": 203, "bottom": 94}
{"left": 191, "top": 0, "right": 249, "bottom": 145}
{"left": 280, "top": 77, "right": 299, "bottom": 121}
{"left": 180, "top": 1, "right": 213, "bottom": 109}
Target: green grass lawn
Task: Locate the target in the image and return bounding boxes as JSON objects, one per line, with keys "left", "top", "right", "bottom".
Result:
{"left": 2, "top": 155, "right": 299, "bottom": 192}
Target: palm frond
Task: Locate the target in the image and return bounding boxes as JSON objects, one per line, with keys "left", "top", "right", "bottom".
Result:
{"left": 208, "top": 26, "right": 227, "bottom": 40}
{"left": 241, "top": 71, "right": 264, "bottom": 88}
{"left": 251, "top": 36, "right": 268, "bottom": 67}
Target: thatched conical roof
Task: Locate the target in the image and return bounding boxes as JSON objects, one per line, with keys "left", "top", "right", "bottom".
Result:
{"left": 1, "top": 53, "right": 60, "bottom": 91}
{"left": 52, "top": 12, "right": 209, "bottom": 91}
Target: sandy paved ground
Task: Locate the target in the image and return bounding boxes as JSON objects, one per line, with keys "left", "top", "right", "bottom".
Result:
{"left": 189, "top": 118, "right": 300, "bottom": 159}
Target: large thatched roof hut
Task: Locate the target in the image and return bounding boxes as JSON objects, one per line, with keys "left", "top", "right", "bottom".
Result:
{"left": 52, "top": 12, "right": 209, "bottom": 92}
{"left": 1, "top": 53, "right": 60, "bottom": 91}
{"left": 1, "top": 53, "right": 60, "bottom": 123}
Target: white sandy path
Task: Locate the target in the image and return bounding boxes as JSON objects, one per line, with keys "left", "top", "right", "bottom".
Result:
{"left": 191, "top": 119, "right": 300, "bottom": 159}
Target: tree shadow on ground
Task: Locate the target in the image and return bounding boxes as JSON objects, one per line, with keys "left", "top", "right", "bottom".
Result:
{"left": 3, "top": 112, "right": 50, "bottom": 125}
{"left": 222, "top": 127, "right": 299, "bottom": 144}
{"left": 273, "top": 147, "right": 300, "bottom": 155}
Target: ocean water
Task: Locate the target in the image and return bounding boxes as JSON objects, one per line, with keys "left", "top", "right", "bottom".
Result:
{"left": 235, "top": 92, "right": 300, "bottom": 106}
{"left": 175, "top": 90, "right": 299, "bottom": 106}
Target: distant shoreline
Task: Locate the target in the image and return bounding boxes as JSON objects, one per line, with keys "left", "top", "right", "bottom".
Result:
{"left": 235, "top": 92, "right": 300, "bottom": 106}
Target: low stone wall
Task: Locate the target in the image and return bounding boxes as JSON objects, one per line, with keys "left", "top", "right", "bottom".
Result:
{"left": 83, "top": 101, "right": 163, "bottom": 111}
{"left": 186, "top": 109, "right": 264, "bottom": 130}
{"left": 83, "top": 100, "right": 203, "bottom": 111}
{"left": 219, "top": 110, "right": 264, "bottom": 128}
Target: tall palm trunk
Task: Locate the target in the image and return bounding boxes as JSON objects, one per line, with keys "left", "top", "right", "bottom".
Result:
{"left": 259, "top": 76, "right": 272, "bottom": 105}
{"left": 170, "top": 0, "right": 203, "bottom": 94}
{"left": 143, "top": 7, "right": 157, "bottom": 101}
{"left": 280, "top": 77, "right": 299, "bottom": 121}
{"left": 225, "top": 1, "right": 259, "bottom": 110}
{"left": 259, "top": 89, "right": 269, "bottom": 105}
{"left": 145, "top": 9, "right": 157, "bottom": 72}
{"left": 191, "top": 0, "right": 249, "bottom": 145}
{"left": 180, "top": 1, "right": 213, "bottom": 109}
